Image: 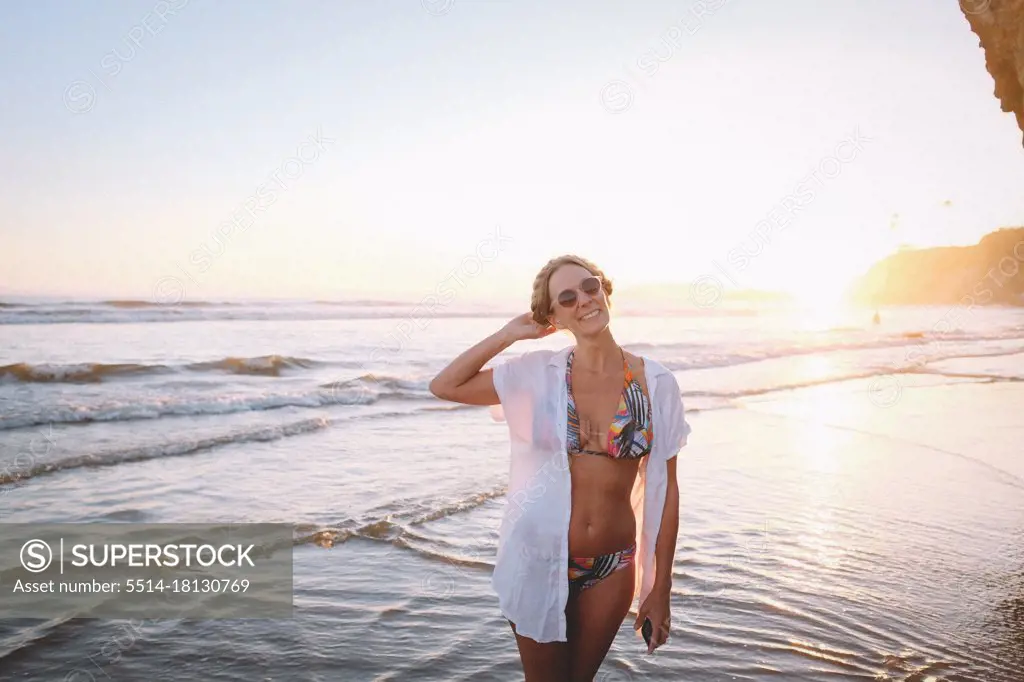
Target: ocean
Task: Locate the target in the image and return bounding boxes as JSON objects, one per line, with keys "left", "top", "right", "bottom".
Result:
{"left": 1, "top": 299, "right": 1023, "bottom": 681}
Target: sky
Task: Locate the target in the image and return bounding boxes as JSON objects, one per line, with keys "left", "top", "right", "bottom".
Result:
{"left": 1, "top": 0, "right": 1022, "bottom": 305}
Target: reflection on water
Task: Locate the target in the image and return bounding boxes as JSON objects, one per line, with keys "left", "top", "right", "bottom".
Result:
{"left": 797, "top": 359, "right": 847, "bottom": 573}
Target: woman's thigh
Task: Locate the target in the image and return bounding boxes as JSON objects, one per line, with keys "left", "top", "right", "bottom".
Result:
{"left": 507, "top": 618, "right": 571, "bottom": 682}
{"left": 565, "top": 565, "right": 636, "bottom": 682}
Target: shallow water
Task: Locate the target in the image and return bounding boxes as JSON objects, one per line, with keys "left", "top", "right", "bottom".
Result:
{"left": 1, "top": 301, "right": 1023, "bottom": 680}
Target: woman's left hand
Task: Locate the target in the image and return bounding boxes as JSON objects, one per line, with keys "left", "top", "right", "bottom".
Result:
{"left": 634, "top": 584, "right": 671, "bottom": 654}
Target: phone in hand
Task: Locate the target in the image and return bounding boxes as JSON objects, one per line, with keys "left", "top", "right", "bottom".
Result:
{"left": 641, "top": 617, "right": 653, "bottom": 648}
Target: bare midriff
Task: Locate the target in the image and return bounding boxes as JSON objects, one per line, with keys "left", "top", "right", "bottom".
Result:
{"left": 567, "top": 453, "right": 641, "bottom": 557}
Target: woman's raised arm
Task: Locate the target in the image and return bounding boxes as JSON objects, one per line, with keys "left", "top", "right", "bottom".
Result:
{"left": 428, "top": 313, "right": 555, "bottom": 406}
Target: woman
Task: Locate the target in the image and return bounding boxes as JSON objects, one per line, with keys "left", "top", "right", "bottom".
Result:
{"left": 429, "top": 255, "right": 691, "bottom": 681}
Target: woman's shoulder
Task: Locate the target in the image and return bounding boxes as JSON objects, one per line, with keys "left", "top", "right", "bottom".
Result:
{"left": 492, "top": 347, "right": 567, "bottom": 387}
{"left": 501, "top": 347, "right": 565, "bottom": 369}
{"left": 634, "top": 355, "right": 680, "bottom": 392}
{"left": 631, "top": 353, "right": 669, "bottom": 378}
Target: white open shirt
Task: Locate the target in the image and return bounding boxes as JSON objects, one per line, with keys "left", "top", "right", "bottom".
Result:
{"left": 490, "top": 345, "right": 691, "bottom": 643}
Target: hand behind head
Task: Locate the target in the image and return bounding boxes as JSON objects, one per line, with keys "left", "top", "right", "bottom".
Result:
{"left": 504, "top": 312, "right": 556, "bottom": 341}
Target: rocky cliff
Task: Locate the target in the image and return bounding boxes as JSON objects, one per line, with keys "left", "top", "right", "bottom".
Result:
{"left": 850, "top": 227, "right": 1024, "bottom": 305}
{"left": 961, "top": 0, "right": 1024, "bottom": 144}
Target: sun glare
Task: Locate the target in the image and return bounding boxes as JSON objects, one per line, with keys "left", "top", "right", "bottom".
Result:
{"left": 787, "top": 284, "right": 857, "bottom": 331}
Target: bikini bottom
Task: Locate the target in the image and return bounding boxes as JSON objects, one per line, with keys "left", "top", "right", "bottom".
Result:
{"left": 567, "top": 542, "right": 636, "bottom": 596}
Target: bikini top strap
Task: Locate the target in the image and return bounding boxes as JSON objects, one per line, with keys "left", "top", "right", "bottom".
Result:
{"left": 620, "top": 346, "right": 633, "bottom": 383}
{"left": 566, "top": 347, "right": 575, "bottom": 393}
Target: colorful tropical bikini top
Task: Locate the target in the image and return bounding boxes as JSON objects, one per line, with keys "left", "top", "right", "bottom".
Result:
{"left": 566, "top": 347, "right": 653, "bottom": 460}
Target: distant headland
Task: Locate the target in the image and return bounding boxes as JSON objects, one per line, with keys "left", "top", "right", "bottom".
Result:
{"left": 848, "top": 227, "right": 1024, "bottom": 306}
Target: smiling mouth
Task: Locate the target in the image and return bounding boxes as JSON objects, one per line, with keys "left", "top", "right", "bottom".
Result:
{"left": 579, "top": 309, "right": 600, "bottom": 321}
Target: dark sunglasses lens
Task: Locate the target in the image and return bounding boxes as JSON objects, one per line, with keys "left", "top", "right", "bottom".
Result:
{"left": 558, "top": 290, "right": 578, "bottom": 308}
{"left": 581, "top": 277, "right": 601, "bottom": 295}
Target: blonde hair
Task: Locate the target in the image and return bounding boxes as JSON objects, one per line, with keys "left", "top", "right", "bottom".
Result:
{"left": 530, "top": 254, "right": 613, "bottom": 325}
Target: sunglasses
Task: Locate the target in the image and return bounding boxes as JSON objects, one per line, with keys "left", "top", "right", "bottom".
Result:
{"left": 555, "top": 275, "right": 603, "bottom": 309}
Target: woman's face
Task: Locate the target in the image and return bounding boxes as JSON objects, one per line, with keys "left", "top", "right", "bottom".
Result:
{"left": 547, "top": 264, "right": 610, "bottom": 336}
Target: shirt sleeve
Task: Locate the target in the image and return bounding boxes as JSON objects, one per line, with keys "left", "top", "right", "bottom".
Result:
{"left": 490, "top": 350, "right": 542, "bottom": 434}
{"left": 661, "top": 371, "right": 691, "bottom": 460}
{"left": 492, "top": 350, "right": 535, "bottom": 407}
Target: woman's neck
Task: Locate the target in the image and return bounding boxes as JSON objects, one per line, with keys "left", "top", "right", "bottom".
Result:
{"left": 572, "top": 329, "right": 620, "bottom": 373}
